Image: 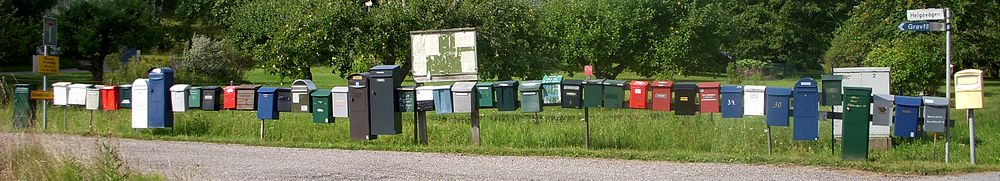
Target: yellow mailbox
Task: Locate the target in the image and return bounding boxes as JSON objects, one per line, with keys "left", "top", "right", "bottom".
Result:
{"left": 954, "top": 69, "right": 984, "bottom": 109}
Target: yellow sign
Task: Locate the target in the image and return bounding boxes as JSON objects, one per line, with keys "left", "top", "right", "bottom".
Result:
{"left": 955, "top": 69, "right": 983, "bottom": 109}
{"left": 30, "top": 91, "right": 54, "bottom": 100}
{"left": 35, "top": 55, "right": 60, "bottom": 74}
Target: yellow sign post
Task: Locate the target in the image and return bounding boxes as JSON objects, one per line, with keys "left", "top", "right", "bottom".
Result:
{"left": 31, "top": 90, "right": 54, "bottom": 100}
{"left": 34, "top": 55, "right": 60, "bottom": 75}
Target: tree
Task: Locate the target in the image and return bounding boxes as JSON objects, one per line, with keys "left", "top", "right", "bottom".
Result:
{"left": 864, "top": 35, "right": 945, "bottom": 95}
{"left": 58, "top": 0, "right": 164, "bottom": 82}
{"left": 0, "top": 0, "right": 58, "bottom": 65}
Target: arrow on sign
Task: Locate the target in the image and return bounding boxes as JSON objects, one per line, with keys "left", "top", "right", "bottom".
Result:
{"left": 898, "top": 22, "right": 947, "bottom": 32}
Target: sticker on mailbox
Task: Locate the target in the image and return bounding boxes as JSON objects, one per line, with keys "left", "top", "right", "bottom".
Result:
{"left": 680, "top": 96, "right": 688, "bottom": 102}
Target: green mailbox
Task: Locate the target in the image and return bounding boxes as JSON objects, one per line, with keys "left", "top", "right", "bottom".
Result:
{"left": 842, "top": 86, "right": 872, "bottom": 161}
{"left": 821, "top": 75, "right": 843, "bottom": 106}
{"left": 582, "top": 79, "right": 605, "bottom": 108}
{"left": 519, "top": 80, "right": 543, "bottom": 113}
{"left": 398, "top": 86, "right": 416, "bottom": 112}
{"left": 476, "top": 82, "right": 495, "bottom": 108}
{"left": 311, "top": 89, "right": 333, "bottom": 123}
{"left": 602, "top": 80, "right": 626, "bottom": 108}
{"left": 13, "top": 84, "right": 35, "bottom": 128}
{"left": 188, "top": 86, "right": 202, "bottom": 109}
{"left": 494, "top": 81, "right": 519, "bottom": 111}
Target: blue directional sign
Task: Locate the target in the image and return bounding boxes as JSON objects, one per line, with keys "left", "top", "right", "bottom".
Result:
{"left": 898, "top": 22, "right": 946, "bottom": 32}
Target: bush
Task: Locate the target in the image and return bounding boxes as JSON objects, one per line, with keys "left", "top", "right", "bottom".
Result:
{"left": 103, "top": 55, "right": 171, "bottom": 85}
{"left": 726, "top": 59, "right": 768, "bottom": 84}
{"left": 863, "top": 35, "right": 945, "bottom": 96}
{"left": 174, "top": 35, "right": 252, "bottom": 84}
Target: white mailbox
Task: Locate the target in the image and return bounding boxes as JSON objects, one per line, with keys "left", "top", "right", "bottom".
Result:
{"left": 743, "top": 85, "right": 766, "bottom": 116}
{"left": 68, "top": 84, "right": 93, "bottom": 106}
{"left": 52, "top": 82, "right": 72, "bottom": 106}
{"left": 85, "top": 86, "right": 101, "bottom": 110}
{"left": 954, "top": 69, "right": 984, "bottom": 109}
{"left": 331, "top": 87, "right": 349, "bottom": 118}
{"left": 170, "top": 84, "right": 191, "bottom": 112}
{"left": 833, "top": 67, "right": 891, "bottom": 140}
{"left": 131, "top": 79, "right": 149, "bottom": 128}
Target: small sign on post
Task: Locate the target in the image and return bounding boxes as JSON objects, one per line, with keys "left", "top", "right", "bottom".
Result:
{"left": 43, "top": 17, "right": 57, "bottom": 47}
{"left": 33, "top": 55, "right": 59, "bottom": 75}
{"left": 31, "top": 91, "right": 54, "bottom": 100}
{"left": 583, "top": 65, "right": 593, "bottom": 76}
{"left": 907, "top": 8, "right": 946, "bottom": 21}
{"left": 898, "top": 22, "right": 946, "bottom": 32}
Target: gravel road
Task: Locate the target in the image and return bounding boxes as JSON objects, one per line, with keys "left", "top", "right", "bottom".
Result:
{"left": 2, "top": 133, "right": 996, "bottom": 180}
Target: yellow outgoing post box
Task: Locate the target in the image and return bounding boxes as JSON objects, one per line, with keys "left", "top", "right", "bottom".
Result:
{"left": 955, "top": 69, "right": 984, "bottom": 109}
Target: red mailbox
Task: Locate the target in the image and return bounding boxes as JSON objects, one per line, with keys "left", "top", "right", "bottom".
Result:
{"left": 629, "top": 81, "right": 649, "bottom": 109}
{"left": 650, "top": 80, "right": 673, "bottom": 111}
{"left": 100, "top": 85, "right": 119, "bottom": 111}
{"left": 698, "top": 82, "right": 721, "bottom": 113}
{"left": 223, "top": 85, "right": 238, "bottom": 109}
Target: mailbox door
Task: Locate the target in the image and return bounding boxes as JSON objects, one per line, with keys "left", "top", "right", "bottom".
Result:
{"left": 101, "top": 88, "right": 119, "bottom": 111}
{"left": 521, "top": 90, "right": 542, "bottom": 113}
{"left": 842, "top": 86, "right": 872, "bottom": 160}
{"left": 453, "top": 91, "right": 473, "bottom": 113}
{"left": 872, "top": 94, "right": 894, "bottom": 126}
{"left": 629, "top": 81, "right": 648, "bottom": 109}
{"left": 201, "top": 88, "right": 220, "bottom": 111}
{"left": 312, "top": 91, "right": 332, "bottom": 123}
{"left": 256, "top": 90, "right": 278, "bottom": 120}
{"left": 349, "top": 83, "right": 372, "bottom": 140}
{"left": 434, "top": 88, "right": 454, "bottom": 114}
{"left": 792, "top": 89, "right": 819, "bottom": 141}
{"left": 582, "top": 80, "right": 604, "bottom": 108}
{"left": 170, "top": 91, "right": 187, "bottom": 112}
{"left": 332, "top": 87, "right": 350, "bottom": 118}
{"left": 698, "top": 82, "right": 721, "bottom": 113}
{"left": 495, "top": 82, "right": 518, "bottom": 111}
{"left": 721, "top": 86, "right": 743, "bottom": 118}
{"left": 821, "top": 75, "right": 843, "bottom": 106}
{"left": 188, "top": 87, "right": 201, "bottom": 108}
{"left": 561, "top": 80, "right": 583, "bottom": 109}
{"left": 673, "top": 84, "right": 698, "bottom": 115}
{"left": 602, "top": 81, "right": 625, "bottom": 109}
{"left": 765, "top": 88, "right": 791, "bottom": 126}
{"left": 476, "top": 83, "right": 495, "bottom": 108}
{"left": 650, "top": 87, "right": 672, "bottom": 111}
{"left": 370, "top": 77, "right": 402, "bottom": 135}
{"left": 893, "top": 96, "right": 922, "bottom": 138}
{"left": 131, "top": 79, "right": 149, "bottom": 128}
{"left": 86, "top": 89, "right": 100, "bottom": 110}
{"left": 236, "top": 89, "right": 255, "bottom": 110}
{"left": 922, "top": 97, "right": 949, "bottom": 133}
{"left": 119, "top": 86, "right": 131, "bottom": 108}
{"left": 277, "top": 89, "right": 292, "bottom": 112}
{"left": 743, "top": 86, "right": 766, "bottom": 116}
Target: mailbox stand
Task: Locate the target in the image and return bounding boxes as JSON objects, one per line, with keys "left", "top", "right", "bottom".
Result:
{"left": 821, "top": 75, "right": 843, "bottom": 154}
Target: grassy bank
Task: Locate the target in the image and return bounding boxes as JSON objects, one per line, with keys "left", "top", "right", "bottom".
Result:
{"left": 1, "top": 67, "right": 997, "bottom": 174}
{"left": 0, "top": 134, "right": 162, "bottom": 180}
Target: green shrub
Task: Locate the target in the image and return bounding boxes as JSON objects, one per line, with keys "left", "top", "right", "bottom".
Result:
{"left": 863, "top": 35, "right": 945, "bottom": 96}
{"left": 726, "top": 59, "right": 768, "bottom": 84}
{"left": 174, "top": 35, "right": 252, "bottom": 84}
{"left": 103, "top": 55, "right": 170, "bottom": 85}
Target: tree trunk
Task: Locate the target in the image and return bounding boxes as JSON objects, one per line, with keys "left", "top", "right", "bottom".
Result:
{"left": 90, "top": 54, "right": 107, "bottom": 83}
{"left": 302, "top": 66, "right": 313, "bottom": 80}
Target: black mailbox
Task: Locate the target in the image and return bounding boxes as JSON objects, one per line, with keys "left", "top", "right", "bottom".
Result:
{"left": 673, "top": 83, "right": 698, "bottom": 115}
{"left": 561, "top": 79, "right": 583, "bottom": 109}
{"left": 276, "top": 88, "right": 292, "bottom": 112}
{"left": 348, "top": 73, "right": 375, "bottom": 140}
{"left": 200, "top": 86, "right": 222, "bottom": 111}
{"left": 369, "top": 65, "right": 403, "bottom": 135}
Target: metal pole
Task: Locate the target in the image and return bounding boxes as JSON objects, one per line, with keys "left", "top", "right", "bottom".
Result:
{"left": 259, "top": 120, "right": 265, "bottom": 140}
{"left": 471, "top": 94, "right": 481, "bottom": 146}
{"left": 42, "top": 46, "right": 48, "bottom": 129}
{"left": 944, "top": 7, "right": 953, "bottom": 163}
{"left": 767, "top": 126, "right": 773, "bottom": 155}
{"left": 89, "top": 110, "right": 94, "bottom": 133}
{"left": 585, "top": 107, "right": 590, "bottom": 149}
{"left": 968, "top": 109, "right": 975, "bottom": 165}
{"left": 830, "top": 107, "right": 835, "bottom": 155}
{"left": 945, "top": 124, "right": 951, "bottom": 163}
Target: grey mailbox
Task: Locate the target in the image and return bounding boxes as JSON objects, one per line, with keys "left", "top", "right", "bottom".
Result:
{"left": 872, "top": 94, "right": 894, "bottom": 126}
{"left": 85, "top": 86, "right": 101, "bottom": 110}
{"left": 451, "top": 82, "right": 478, "bottom": 113}
{"left": 291, "top": 79, "right": 317, "bottom": 113}
{"left": 922, "top": 96, "right": 949, "bottom": 133}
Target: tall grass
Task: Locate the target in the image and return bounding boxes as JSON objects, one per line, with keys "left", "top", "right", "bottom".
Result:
{"left": 0, "top": 134, "right": 162, "bottom": 180}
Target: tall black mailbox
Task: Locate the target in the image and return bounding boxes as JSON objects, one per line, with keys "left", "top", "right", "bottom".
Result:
{"left": 200, "top": 86, "right": 222, "bottom": 111}
{"left": 276, "top": 88, "right": 292, "bottom": 112}
{"left": 369, "top": 65, "right": 403, "bottom": 135}
{"left": 348, "top": 73, "right": 375, "bottom": 140}
{"left": 673, "top": 83, "right": 698, "bottom": 115}
{"left": 561, "top": 79, "right": 583, "bottom": 109}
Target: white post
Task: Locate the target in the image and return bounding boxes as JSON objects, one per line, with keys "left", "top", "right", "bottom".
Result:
{"left": 968, "top": 109, "right": 975, "bottom": 165}
{"left": 42, "top": 46, "right": 48, "bottom": 129}
{"left": 943, "top": 8, "right": 953, "bottom": 163}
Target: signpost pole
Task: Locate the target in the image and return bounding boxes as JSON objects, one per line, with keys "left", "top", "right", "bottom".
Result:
{"left": 944, "top": 8, "right": 952, "bottom": 163}
{"left": 585, "top": 107, "right": 590, "bottom": 149}
{"left": 968, "top": 109, "right": 975, "bottom": 165}
{"left": 767, "top": 126, "right": 773, "bottom": 155}
{"left": 42, "top": 46, "right": 48, "bottom": 129}
{"left": 259, "top": 120, "right": 265, "bottom": 140}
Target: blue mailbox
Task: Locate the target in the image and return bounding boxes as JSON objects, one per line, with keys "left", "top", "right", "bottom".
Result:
{"left": 894, "top": 96, "right": 922, "bottom": 138}
{"left": 793, "top": 77, "right": 819, "bottom": 140}
{"left": 257, "top": 87, "right": 279, "bottom": 120}
{"left": 765, "top": 87, "right": 791, "bottom": 126}
{"left": 147, "top": 67, "right": 174, "bottom": 128}
{"left": 720, "top": 86, "right": 743, "bottom": 118}
{"left": 433, "top": 85, "right": 453, "bottom": 114}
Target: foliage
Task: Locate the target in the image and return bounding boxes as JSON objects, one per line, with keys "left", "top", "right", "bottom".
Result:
{"left": 824, "top": 1, "right": 946, "bottom": 71}
{"left": 0, "top": 137, "right": 163, "bottom": 180}
{"left": 864, "top": 35, "right": 945, "bottom": 95}
{"left": 103, "top": 55, "right": 170, "bottom": 85}
{"left": 0, "top": 0, "right": 58, "bottom": 65}
{"left": 952, "top": 1, "right": 1000, "bottom": 77}
{"left": 726, "top": 59, "right": 768, "bottom": 84}
{"left": 57, "top": 0, "right": 164, "bottom": 82}
{"left": 174, "top": 35, "right": 251, "bottom": 84}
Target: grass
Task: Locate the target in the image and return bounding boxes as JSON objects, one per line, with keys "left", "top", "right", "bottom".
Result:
{"left": 1, "top": 67, "right": 998, "bottom": 175}
{"left": 0, "top": 133, "right": 163, "bottom": 180}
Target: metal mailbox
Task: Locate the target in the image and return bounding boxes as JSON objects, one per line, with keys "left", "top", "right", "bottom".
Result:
{"left": 131, "top": 79, "right": 149, "bottom": 128}
{"left": 68, "top": 84, "right": 91, "bottom": 106}
{"left": 893, "top": 96, "right": 921, "bottom": 138}
{"left": 348, "top": 73, "right": 374, "bottom": 140}
{"left": 650, "top": 80, "right": 673, "bottom": 111}
{"left": 119, "top": 84, "right": 132, "bottom": 108}
{"left": 842, "top": 86, "right": 872, "bottom": 160}
{"left": 698, "top": 82, "right": 721, "bottom": 113}
{"left": 561, "top": 80, "right": 583, "bottom": 109}
{"left": 398, "top": 86, "right": 416, "bottom": 113}
{"left": 433, "top": 85, "right": 454, "bottom": 114}
{"left": 629, "top": 80, "right": 649, "bottom": 109}
{"left": 200, "top": 86, "right": 222, "bottom": 111}
{"left": 793, "top": 78, "right": 819, "bottom": 140}
{"left": 311, "top": 89, "right": 333, "bottom": 123}
{"left": 256, "top": 87, "right": 280, "bottom": 120}
{"left": 291, "top": 79, "right": 317, "bottom": 113}
{"left": 236, "top": 85, "right": 261, "bottom": 110}
{"left": 743, "top": 85, "right": 767, "bottom": 116}
{"left": 276, "top": 88, "right": 292, "bottom": 112}
{"left": 582, "top": 79, "right": 605, "bottom": 108}
{"left": 100, "top": 85, "right": 119, "bottom": 111}
{"left": 369, "top": 65, "right": 403, "bottom": 135}
{"left": 86, "top": 86, "right": 101, "bottom": 110}
{"left": 765, "top": 87, "right": 791, "bottom": 126}
{"left": 602, "top": 80, "right": 626, "bottom": 109}
{"left": 520, "top": 80, "right": 544, "bottom": 113}
{"left": 673, "top": 83, "right": 698, "bottom": 115}
{"left": 169, "top": 84, "right": 190, "bottom": 112}
{"left": 821, "top": 75, "right": 843, "bottom": 106}
{"left": 223, "top": 86, "right": 238, "bottom": 109}
{"left": 148, "top": 67, "right": 174, "bottom": 128}
{"left": 52, "top": 82, "right": 71, "bottom": 106}
{"left": 475, "top": 82, "right": 495, "bottom": 108}
{"left": 416, "top": 86, "right": 436, "bottom": 112}
{"left": 542, "top": 76, "right": 563, "bottom": 105}
{"left": 720, "top": 85, "right": 743, "bottom": 118}
{"left": 452, "top": 82, "right": 478, "bottom": 113}
{"left": 332, "top": 87, "right": 349, "bottom": 118}
{"left": 12, "top": 84, "right": 34, "bottom": 128}
{"left": 922, "top": 96, "right": 949, "bottom": 133}
{"left": 494, "top": 81, "right": 519, "bottom": 111}
{"left": 188, "top": 86, "right": 202, "bottom": 109}
{"left": 872, "top": 94, "right": 894, "bottom": 126}
{"left": 954, "top": 69, "right": 983, "bottom": 109}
